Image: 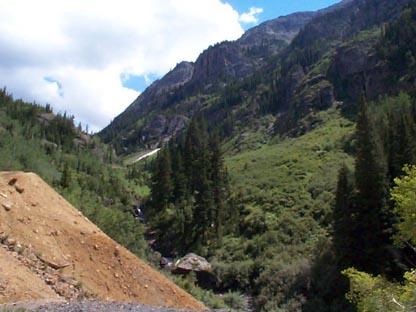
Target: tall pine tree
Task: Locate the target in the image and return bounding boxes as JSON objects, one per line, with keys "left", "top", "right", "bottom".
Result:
{"left": 333, "top": 165, "right": 356, "bottom": 269}
{"left": 150, "top": 147, "right": 173, "bottom": 210}
{"left": 209, "top": 130, "right": 227, "bottom": 244}
{"left": 354, "top": 94, "right": 390, "bottom": 274}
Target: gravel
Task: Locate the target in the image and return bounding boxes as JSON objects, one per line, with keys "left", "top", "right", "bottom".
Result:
{"left": 0, "top": 301, "right": 227, "bottom": 312}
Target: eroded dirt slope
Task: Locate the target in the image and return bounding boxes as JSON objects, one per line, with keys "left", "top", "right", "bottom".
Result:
{"left": 0, "top": 171, "right": 206, "bottom": 310}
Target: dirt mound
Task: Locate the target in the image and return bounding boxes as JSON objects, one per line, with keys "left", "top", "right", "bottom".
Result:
{"left": 0, "top": 171, "right": 206, "bottom": 310}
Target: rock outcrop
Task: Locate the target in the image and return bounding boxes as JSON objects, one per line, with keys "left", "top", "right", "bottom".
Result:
{"left": 274, "top": 0, "right": 412, "bottom": 134}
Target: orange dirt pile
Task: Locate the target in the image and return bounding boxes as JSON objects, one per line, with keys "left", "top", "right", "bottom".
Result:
{"left": 0, "top": 171, "right": 206, "bottom": 310}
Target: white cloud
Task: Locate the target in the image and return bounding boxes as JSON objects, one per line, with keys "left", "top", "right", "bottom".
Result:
{"left": 239, "top": 7, "right": 264, "bottom": 24}
{"left": 0, "top": 0, "right": 244, "bottom": 132}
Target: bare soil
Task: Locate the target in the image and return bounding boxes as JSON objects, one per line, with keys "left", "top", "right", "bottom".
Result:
{"left": 0, "top": 171, "right": 206, "bottom": 310}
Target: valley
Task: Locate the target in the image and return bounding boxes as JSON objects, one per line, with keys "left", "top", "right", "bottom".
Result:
{"left": 2, "top": 0, "right": 416, "bottom": 311}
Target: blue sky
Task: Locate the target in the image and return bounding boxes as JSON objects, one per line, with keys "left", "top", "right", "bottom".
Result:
{"left": 0, "top": 0, "right": 342, "bottom": 132}
{"left": 227, "top": 0, "right": 341, "bottom": 28}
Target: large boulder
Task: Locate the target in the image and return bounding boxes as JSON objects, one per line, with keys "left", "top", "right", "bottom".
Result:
{"left": 172, "top": 253, "right": 211, "bottom": 274}
{"left": 172, "top": 253, "right": 215, "bottom": 289}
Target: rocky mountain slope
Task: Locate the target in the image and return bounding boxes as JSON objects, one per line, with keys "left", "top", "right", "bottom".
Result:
{"left": 98, "top": 8, "right": 318, "bottom": 150}
{"left": 99, "top": 0, "right": 413, "bottom": 154}
{"left": 275, "top": 0, "right": 413, "bottom": 121}
{"left": 0, "top": 171, "right": 206, "bottom": 310}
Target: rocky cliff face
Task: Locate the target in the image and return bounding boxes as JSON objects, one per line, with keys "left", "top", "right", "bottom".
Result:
{"left": 190, "top": 0, "right": 358, "bottom": 85}
{"left": 239, "top": 12, "right": 315, "bottom": 47}
{"left": 147, "top": 61, "right": 194, "bottom": 98}
{"left": 100, "top": 0, "right": 413, "bottom": 151}
{"left": 191, "top": 11, "right": 317, "bottom": 84}
{"left": 124, "top": 61, "right": 194, "bottom": 117}
{"left": 273, "top": 0, "right": 412, "bottom": 134}
{"left": 191, "top": 41, "right": 251, "bottom": 84}
{"left": 328, "top": 35, "right": 385, "bottom": 102}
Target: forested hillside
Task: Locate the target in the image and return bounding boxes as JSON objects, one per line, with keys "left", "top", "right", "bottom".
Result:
{"left": 148, "top": 117, "right": 237, "bottom": 257}
{"left": 0, "top": 88, "right": 147, "bottom": 256}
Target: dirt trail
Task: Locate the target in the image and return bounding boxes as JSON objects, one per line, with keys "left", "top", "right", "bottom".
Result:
{"left": 0, "top": 171, "right": 206, "bottom": 310}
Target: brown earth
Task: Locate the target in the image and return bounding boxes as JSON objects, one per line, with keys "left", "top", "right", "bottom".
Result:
{"left": 0, "top": 171, "right": 207, "bottom": 310}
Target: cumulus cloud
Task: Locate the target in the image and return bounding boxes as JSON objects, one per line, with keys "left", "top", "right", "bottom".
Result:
{"left": 239, "top": 7, "right": 264, "bottom": 24}
{"left": 0, "top": 0, "right": 243, "bottom": 132}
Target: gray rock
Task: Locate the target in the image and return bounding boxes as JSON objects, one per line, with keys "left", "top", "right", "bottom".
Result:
{"left": 172, "top": 253, "right": 211, "bottom": 274}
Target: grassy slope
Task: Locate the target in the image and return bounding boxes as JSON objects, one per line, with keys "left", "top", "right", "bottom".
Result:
{"left": 226, "top": 106, "right": 354, "bottom": 217}
{"left": 212, "top": 106, "right": 355, "bottom": 309}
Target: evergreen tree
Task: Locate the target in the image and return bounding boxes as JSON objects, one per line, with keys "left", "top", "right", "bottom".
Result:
{"left": 170, "top": 144, "right": 187, "bottom": 202}
{"left": 354, "top": 94, "right": 390, "bottom": 274}
{"left": 60, "top": 161, "right": 71, "bottom": 189}
{"left": 333, "top": 165, "right": 356, "bottom": 268}
{"left": 385, "top": 95, "right": 416, "bottom": 179}
{"left": 150, "top": 148, "right": 173, "bottom": 210}
{"left": 209, "top": 130, "right": 226, "bottom": 243}
{"left": 183, "top": 116, "right": 214, "bottom": 252}
{"left": 148, "top": 115, "right": 235, "bottom": 256}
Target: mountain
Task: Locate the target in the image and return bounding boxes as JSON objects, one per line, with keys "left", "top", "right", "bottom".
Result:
{"left": 100, "top": 0, "right": 399, "bottom": 153}
{"left": 98, "top": 9, "right": 318, "bottom": 151}
{"left": 0, "top": 171, "right": 206, "bottom": 309}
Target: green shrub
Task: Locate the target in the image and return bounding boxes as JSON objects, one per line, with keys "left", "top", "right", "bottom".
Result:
{"left": 343, "top": 268, "right": 416, "bottom": 312}
{"left": 222, "top": 291, "right": 246, "bottom": 311}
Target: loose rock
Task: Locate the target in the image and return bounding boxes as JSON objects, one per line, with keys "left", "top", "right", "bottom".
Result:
{"left": 2, "top": 203, "right": 12, "bottom": 211}
{"left": 15, "top": 185, "right": 25, "bottom": 193}
{"left": 8, "top": 178, "right": 17, "bottom": 186}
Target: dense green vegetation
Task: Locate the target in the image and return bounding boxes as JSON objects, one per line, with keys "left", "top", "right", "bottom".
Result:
{"left": 147, "top": 117, "right": 237, "bottom": 257}
{"left": 145, "top": 2, "right": 416, "bottom": 310}
{"left": 344, "top": 267, "right": 416, "bottom": 312}
{"left": 220, "top": 107, "right": 355, "bottom": 311}
{"left": 342, "top": 165, "right": 416, "bottom": 311}
{"left": 147, "top": 104, "right": 356, "bottom": 310}
{"left": 149, "top": 93, "right": 416, "bottom": 311}
{"left": 378, "top": 0, "right": 416, "bottom": 86}
{"left": 331, "top": 93, "right": 416, "bottom": 311}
